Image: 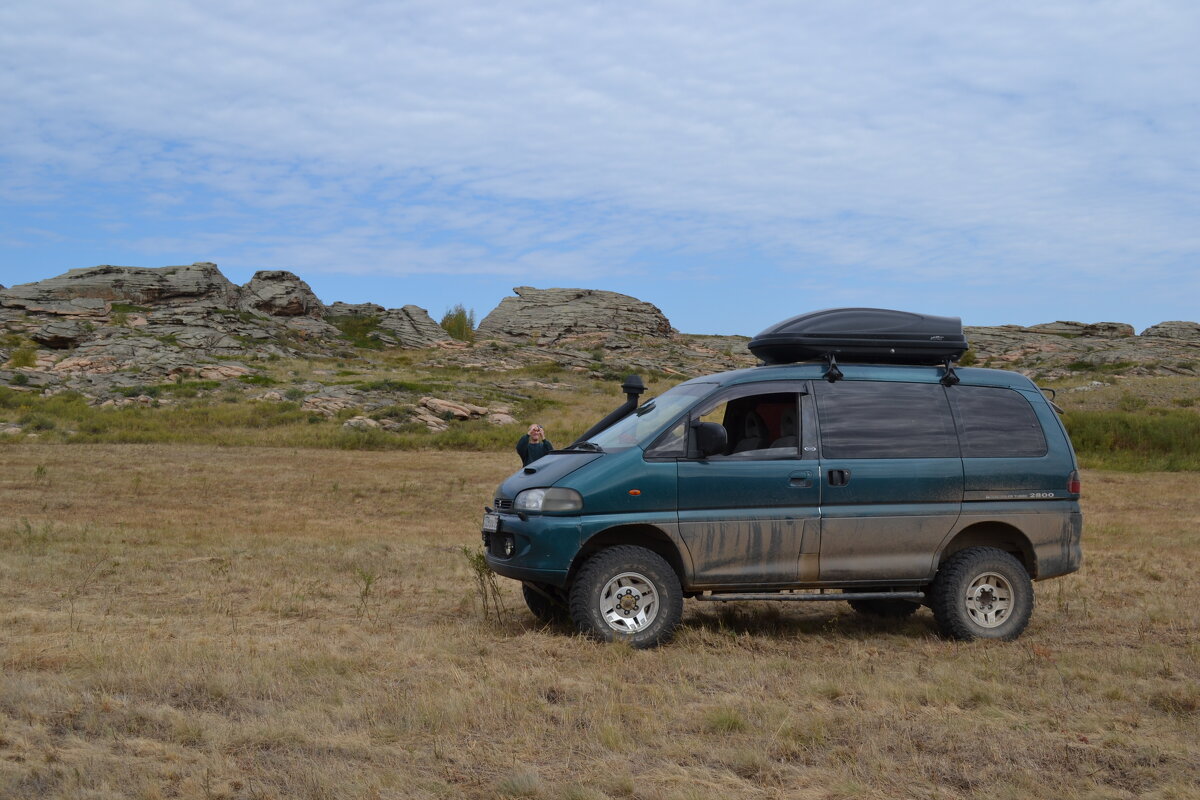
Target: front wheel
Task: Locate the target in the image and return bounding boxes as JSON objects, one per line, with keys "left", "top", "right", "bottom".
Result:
{"left": 522, "top": 582, "right": 569, "bottom": 625}
{"left": 931, "top": 547, "right": 1034, "bottom": 641}
{"left": 568, "top": 545, "right": 683, "bottom": 649}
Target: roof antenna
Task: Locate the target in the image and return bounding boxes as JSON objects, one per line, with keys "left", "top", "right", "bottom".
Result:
{"left": 824, "top": 354, "right": 843, "bottom": 383}
{"left": 940, "top": 358, "right": 960, "bottom": 386}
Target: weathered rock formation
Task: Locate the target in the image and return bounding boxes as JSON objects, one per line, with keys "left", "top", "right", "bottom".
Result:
{"left": 4, "top": 260, "right": 1200, "bottom": 439}
{"left": 0, "top": 263, "right": 455, "bottom": 400}
{"left": 477, "top": 286, "right": 673, "bottom": 342}
{"left": 377, "top": 306, "right": 453, "bottom": 348}
{"left": 1, "top": 262, "right": 239, "bottom": 310}
{"left": 965, "top": 323, "right": 1200, "bottom": 378}
{"left": 325, "top": 302, "right": 452, "bottom": 348}
{"left": 238, "top": 270, "right": 325, "bottom": 318}
{"left": 1027, "top": 321, "right": 1135, "bottom": 338}
{"left": 1141, "top": 321, "right": 1200, "bottom": 340}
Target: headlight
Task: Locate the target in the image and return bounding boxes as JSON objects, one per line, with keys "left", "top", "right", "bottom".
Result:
{"left": 514, "top": 487, "right": 583, "bottom": 513}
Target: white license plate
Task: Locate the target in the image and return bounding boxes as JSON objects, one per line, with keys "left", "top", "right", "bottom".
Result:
{"left": 482, "top": 513, "right": 500, "bottom": 533}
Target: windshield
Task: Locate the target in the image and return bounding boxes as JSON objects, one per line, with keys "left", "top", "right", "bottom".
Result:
{"left": 586, "top": 382, "right": 716, "bottom": 450}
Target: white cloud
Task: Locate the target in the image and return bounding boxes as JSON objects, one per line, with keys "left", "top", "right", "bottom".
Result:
{"left": 1, "top": 0, "right": 1197, "bottom": 330}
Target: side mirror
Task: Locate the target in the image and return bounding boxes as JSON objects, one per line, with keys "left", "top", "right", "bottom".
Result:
{"left": 690, "top": 421, "right": 728, "bottom": 458}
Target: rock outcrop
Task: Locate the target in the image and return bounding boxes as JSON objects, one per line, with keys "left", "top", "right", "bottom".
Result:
{"left": 0, "top": 263, "right": 457, "bottom": 401}
{"left": 377, "top": 306, "right": 453, "bottom": 348}
{"left": 1, "top": 262, "right": 239, "bottom": 310}
{"left": 1027, "top": 321, "right": 1135, "bottom": 338}
{"left": 5, "top": 260, "right": 1200, "bottom": 435}
{"left": 238, "top": 271, "right": 325, "bottom": 318}
{"left": 477, "top": 286, "right": 673, "bottom": 342}
{"left": 1141, "top": 321, "right": 1200, "bottom": 340}
{"left": 325, "top": 302, "right": 452, "bottom": 348}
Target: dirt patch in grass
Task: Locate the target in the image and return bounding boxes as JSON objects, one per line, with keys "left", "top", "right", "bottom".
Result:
{"left": 1, "top": 446, "right": 1197, "bottom": 799}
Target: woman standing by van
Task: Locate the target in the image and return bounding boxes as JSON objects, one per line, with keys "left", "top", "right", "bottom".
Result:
{"left": 516, "top": 423, "right": 554, "bottom": 465}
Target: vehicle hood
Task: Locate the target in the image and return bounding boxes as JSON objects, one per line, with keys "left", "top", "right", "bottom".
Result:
{"left": 496, "top": 452, "right": 605, "bottom": 500}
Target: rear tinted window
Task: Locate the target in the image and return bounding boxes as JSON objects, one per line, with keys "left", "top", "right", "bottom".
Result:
{"left": 951, "top": 386, "right": 1047, "bottom": 458}
{"left": 815, "top": 381, "right": 957, "bottom": 458}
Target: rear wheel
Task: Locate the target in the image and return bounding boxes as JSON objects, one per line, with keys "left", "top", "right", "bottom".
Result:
{"left": 847, "top": 598, "right": 920, "bottom": 619}
{"left": 522, "top": 582, "right": 569, "bottom": 625}
{"left": 931, "top": 547, "right": 1033, "bottom": 641}
{"left": 569, "top": 545, "right": 683, "bottom": 649}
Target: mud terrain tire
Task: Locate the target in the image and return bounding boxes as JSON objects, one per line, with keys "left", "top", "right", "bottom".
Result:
{"left": 522, "top": 582, "right": 569, "bottom": 625}
{"left": 569, "top": 545, "right": 683, "bottom": 649}
{"left": 931, "top": 547, "right": 1034, "bottom": 641}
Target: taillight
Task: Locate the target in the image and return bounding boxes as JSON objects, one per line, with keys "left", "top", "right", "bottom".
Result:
{"left": 1067, "top": 470, "right": 1081, "bottom": 494}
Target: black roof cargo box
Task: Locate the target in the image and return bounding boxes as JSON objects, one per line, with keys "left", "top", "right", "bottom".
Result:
{"left": 748, "top": 308, "right": 968, "bottom": 366}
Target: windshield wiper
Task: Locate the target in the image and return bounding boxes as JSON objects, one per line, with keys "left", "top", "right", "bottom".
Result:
{"left": 562, "top": 441, "right": 604, "bottom": 453}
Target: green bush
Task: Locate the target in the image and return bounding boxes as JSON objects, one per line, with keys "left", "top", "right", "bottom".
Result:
{"left": 439, "top": 304, "right": 476, "bottom": 342}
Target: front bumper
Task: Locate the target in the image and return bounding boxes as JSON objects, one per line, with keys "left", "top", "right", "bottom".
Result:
{"left": 482, "top": 511, "right": 581, "bottom": 588}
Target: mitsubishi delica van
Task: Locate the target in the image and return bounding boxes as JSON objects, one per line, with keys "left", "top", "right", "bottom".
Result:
{"left": 482, "top": 309, "right": 1083, "bottom": 648}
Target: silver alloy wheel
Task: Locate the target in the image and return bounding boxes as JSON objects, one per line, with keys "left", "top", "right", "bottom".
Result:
{"left": 599, "top": 571, "right": 659, "bottom": 633}
{"left": 964, "top": 571, "right": 1013, "bottom": 628}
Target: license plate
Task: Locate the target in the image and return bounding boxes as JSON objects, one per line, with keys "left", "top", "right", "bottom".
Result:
{"left": 482, "top": 512, "right": 500, "bottom": 533}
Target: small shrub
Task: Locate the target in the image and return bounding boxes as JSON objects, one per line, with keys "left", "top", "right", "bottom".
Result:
{"left": 1118, "top": 393, "right": 1148, "bottom": 412}
{"left": 10, "top": 373, "right": 29, "bottom": 386}
{"left": 462, "top": 545, "right": 505, "bottom": 621}
{"left": 18, "top": 413, "right": 56, "bottom": 431}
{"left": 958, "top": 349, "right": 977, "bottom": 367}
{"left": 9, "top": 346, "right": 37, "bottom": 368}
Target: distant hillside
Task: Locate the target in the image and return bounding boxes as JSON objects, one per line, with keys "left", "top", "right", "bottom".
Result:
{"left": 2, "top": 262, "right": 1198, "bottom": 444}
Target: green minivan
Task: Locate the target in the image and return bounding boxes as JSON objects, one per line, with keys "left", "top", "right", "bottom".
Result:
{"left": 483, "top": 309, "right": 1083, "bottom": 648}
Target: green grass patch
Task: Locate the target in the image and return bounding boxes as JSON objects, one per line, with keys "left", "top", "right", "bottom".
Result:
{"left": 354, "top": 379, "right": 440, "bottom": 394}
{"left": 1065, "top": 409, "right": 1200, "bottom": 471}
{"left": 239, "top": 374, "right": 278, "bottom": 386}
{"left": 327, "top": 315, "right": 385, "bottom": 349}
{"left": 1066, "top": 360, "right": 1137, "bottom": 374}
{"left": 8, "top": 346, "right": 37, "bottom": 368}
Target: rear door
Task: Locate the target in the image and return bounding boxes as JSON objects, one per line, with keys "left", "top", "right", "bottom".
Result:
{"left": 676, "top": 382, "right": 821, "bottom": 586}
{"left": 813, "top": 379, "right": 963, "bottom": 583}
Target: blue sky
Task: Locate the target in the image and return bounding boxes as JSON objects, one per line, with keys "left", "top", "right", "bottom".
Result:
{"left": 2, "top": 1, "right": 1197, "bottom": 336}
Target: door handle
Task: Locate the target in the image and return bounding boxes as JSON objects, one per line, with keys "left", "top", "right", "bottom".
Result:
{"left": 828, "top": 469, "right": 851, "bottom": 487}
{"left": 788, "top": 470, "right": 813, "bottom": 488}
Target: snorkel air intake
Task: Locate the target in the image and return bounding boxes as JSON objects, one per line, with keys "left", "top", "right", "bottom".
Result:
{"left": 570, "top": 374, "right": 646, "bottom": 446}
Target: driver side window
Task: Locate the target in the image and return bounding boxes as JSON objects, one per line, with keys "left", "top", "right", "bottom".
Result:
{"left": 692, "top": 391, "right": 802, "bottom": 460}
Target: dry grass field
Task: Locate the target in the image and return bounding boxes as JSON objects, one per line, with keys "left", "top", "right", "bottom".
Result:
{"left": 1, "top": 444, "right": 1197, "bottom": 800}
